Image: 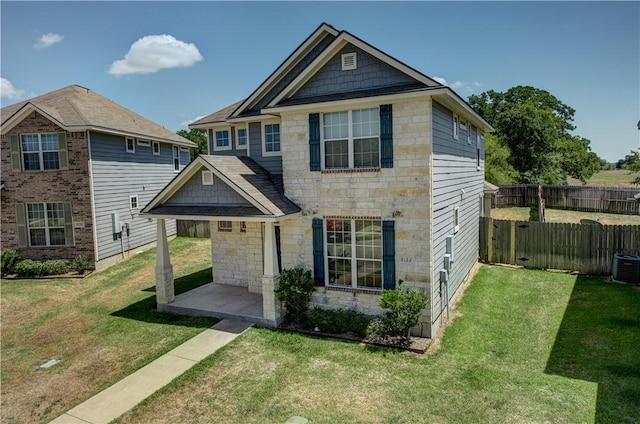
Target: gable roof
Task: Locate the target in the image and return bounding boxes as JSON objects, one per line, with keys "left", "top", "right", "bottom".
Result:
{"left": 0, "top": 85, "right": 195, "bottom": 147}
{"left": 189, "top": 99, "right": 245, "bottom": 128}
{"left": 142, "top": 155, "right": 301, "bottom": 221}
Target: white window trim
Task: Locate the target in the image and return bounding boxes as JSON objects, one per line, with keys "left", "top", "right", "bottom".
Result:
{"left": 26, "top": 202, "right": 66, "bottom": 247}
{"left": 467, "top": 124, "right": 473, "bottom": 145}
{"left": 137, "top": 139, "right": 151, "bottom": 147}
{"left": 130, "top": 195, "right": 139, "bottom": 210}
{"left": 460, "top": 119, "right": 468, "bottom": 131}
{"left": 320, "top": 108, "right": 381, "bottom": 171}
{"left": 454, "top": 206, "right": 460, "bottom": 234}
{"left": 218, "top": 221, "right": 233, "bottom": 232}
{"left": 213, "top": 129, "right": 232, "bottom": 152}
{"left": 453, "top": 114, "right": 459, "bottom": 140}
{"left": 20, "top": 133, "right": 60, "bottom": 171}
{"left": 236, "top": 126, "right": 248, "bottom": 150}
{"left": 173, "top": 146, "right": 180, "bottom": 172}
{"left": 262, "top": 121, "right": 282, "bottom": 157}
{"left": 202, "top": 170, "right": 214, "bottom": 185}
{"left": 477, "top": 132, "right": 483, "bottom": 171}
{"left": 126, "top": 137, "right": 136, "bottom": 153}
{"left": 152, "top": 141, "right": 160, "bottom": 155}
{"left": 323, "top": 218, "right": 383, "bottom": 290}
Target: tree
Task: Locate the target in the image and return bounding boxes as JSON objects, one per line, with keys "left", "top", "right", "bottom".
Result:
{"left": 176, "top": 129, "right": 207, "bottom": 161}
{"left": 621, "top": 150, "right": 640, "bottom": 185}
{"left": 469, "top": 85, "right": 601, "bottom": 185}
{"left": 484, "top": 134, "right": 519, "bottom": 184}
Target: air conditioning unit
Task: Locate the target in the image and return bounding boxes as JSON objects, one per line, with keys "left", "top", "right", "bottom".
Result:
{"left": 612, "top": 254, "right": 640, "bottom": 285}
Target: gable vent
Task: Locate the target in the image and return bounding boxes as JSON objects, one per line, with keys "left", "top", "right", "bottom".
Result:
{"left": 202, "top": 170, "right": 214, "bottom": 186}
{"left": 341, "top": 52, "right": 357, "bottom": 71}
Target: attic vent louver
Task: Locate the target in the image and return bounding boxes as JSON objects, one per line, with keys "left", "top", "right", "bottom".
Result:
{"left": 341, "top": 52, "right": 357, "bottom": 71}
{"left": 202, "top": 170, "right": 214, "bottom": 186}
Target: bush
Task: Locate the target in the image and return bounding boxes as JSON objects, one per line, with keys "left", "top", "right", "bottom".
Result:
{"left": 72, "top": 255, "right": 92, "bottom": 274}
{"left": 42, "top": 259, "right": 70, "bottom": 276}
{"left": 14, "top": 260, "right": 45, "bottom": 278}
{"left": 306, "top": 307, "right": 372, "bottom": 337}
{"left": 275, "top": 268, "right": 315, "bottom": 324}
{"left": 378, "top": 280, "right": 429, "bottom": 338}
{"left": 1, "top": 249, "right": 22, "bottom": 276}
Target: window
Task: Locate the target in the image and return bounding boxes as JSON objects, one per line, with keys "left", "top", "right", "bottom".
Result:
{"left": 173, "top": 146, "right": 180, "bottom": 172}
{"left": 137, "top": 139, "right": 151, "bottom": 147}
{"left": 322, "top": 108, "right": 380, "bottom": 170}
{"left": 218, "top": 221, "right": 232, "bottom": 232}
{"left": 130, "top": 195, "right": 139, "bottom": 210}
{"left": 236, "top": 127, "right": 248, "bottom": 149}
{"left": 453, "top": 206, "right": 460, "bottom": 234}
{"left": 467, "top": 125, "right": 473, "bottom": 144}
{"left": 263, "top": 123, "right": 281, "bottom": 156}
{"left": 202, "top": 171, "right": 214, "bottom": 185}
{"left": 214, "top": 130, "right": 231, "bottom": 151}
{"left": 21, "top": 133, "right": 60, "bottom": 171}
{"left": 26, "top": 203, "right": 67, "bottom": 247}
{"left": 477, "top": 132, "right": 483, "bottom": 170}
{"left": 240, "top": 221, "right": 247, "bottom": 232}
{"left": 460, "top": 119, "right": 467, "bottom": 131}
{"left": 341, "top": 52, "right": 357, "bottom": 70}
{"left": 126, "top": 137, "right": 135, "bottom": 153}
{"left": 453, "top": 114, "right": 459, "bottom": 140}
{"left": 153, "top": 141, "right": 160, "bottom": 155}
{"left": 325, "top": 218, "right": 382, "bottom": 289}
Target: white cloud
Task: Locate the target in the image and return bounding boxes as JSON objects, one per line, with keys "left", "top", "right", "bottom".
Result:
{"left": 180, "top": 115, "right": 205, "bottom": 127}
{"left": 433, "top": 76, "right": 482, "bottom": 93}
{"left": 109, "top": 35, "right": 203, "bottom": 76}
{"left": 34, "top": 33, "right": 64, "bottom": 49}
{"left": 0, "top": 78, "right": 25, "bottom": 100}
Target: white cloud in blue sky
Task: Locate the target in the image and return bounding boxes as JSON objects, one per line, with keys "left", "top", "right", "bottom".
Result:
{"left": 0, "top": 78, "right": 25, "bottom": 100}
{"left": 109, "top": 35, "right": 203, "bottom": 76}
{"left": 34, "top": 33, "right": 63, "bottom": 49}
{"left": 180, "top": 115, "right": 206, "bottom": 128}
{"left": 434, "top": 76, "right": 482, "bottom": 94}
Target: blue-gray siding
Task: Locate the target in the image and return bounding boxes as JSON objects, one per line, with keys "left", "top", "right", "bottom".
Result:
{"left": 166, "top": 168, "right": 252, "bottom": 206}
{"left": 291, "top": 44, "right": 420, "bottom": 100}
{"left": 431, "top": 100, "right": 484, "bottom": 329}
{"left": 248, "top": 122, "right": 282, "bottom": 174}
{"left": 90, "top": 131, "right": 188, "bottom": 260}
{"left": 208, "top": 127, "right": 247, "bottom": 157}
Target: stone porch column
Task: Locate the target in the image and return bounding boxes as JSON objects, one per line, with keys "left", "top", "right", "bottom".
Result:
{"left": 155, "top": 219, "right": 174, "bottom": 304}
{"left": 262, "top": 221, "right": 282, "bottom": 323}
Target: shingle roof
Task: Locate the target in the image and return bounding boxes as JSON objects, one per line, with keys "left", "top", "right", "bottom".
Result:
{"left": 0, "top": 85, "right": 195, "bottom": 146}
{"left": 189, "top": 100, "right": 245, "bottom": 126}
{"left": 145, "top": 204, "right": 264, "bottom": 218}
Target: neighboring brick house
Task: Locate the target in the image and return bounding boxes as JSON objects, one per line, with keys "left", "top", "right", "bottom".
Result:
{"left": 1, "top": 85, "right": 195, "bottom": 270}
{"left": 142, "top": 23, "right": 493, "bottom": 338}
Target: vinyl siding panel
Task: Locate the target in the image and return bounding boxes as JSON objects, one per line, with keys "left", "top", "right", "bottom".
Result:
{"left": 165, "top": 168, "right": 252, "bottom": 206}
{"left": 208, "top": 127, "right": 249, "bottom": 157}
{"left": 430, "top": 100, "right": 484, "bottom": 329}
{"left": 90, "top": 131, "right": 186, "bottom": 261}
{"left": 248, "top": 121, "right": 282, "bottom": 174}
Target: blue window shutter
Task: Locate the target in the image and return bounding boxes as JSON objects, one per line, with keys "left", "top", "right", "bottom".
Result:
{"left": 380, "top": 104, "right": 393, "bottom": 168}
{"left": 312, "top": 218, "right": 324, "bottom": 286}
{"left": 382, "top": 220, "right": 396, "bottom": 289}
{"left": 309, "top": 113, "right": 320, "bottom": 171}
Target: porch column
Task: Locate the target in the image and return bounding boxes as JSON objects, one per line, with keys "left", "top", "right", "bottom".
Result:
{"left": 262, "top": 221, "right": 282, "bottom": 323}
{"left": 155, "top": 219, "right": 175, "bottom": 304}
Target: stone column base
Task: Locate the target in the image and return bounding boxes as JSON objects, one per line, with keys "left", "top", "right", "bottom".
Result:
{"left": 155, "top": 265, "right": 175, "bottom": 304}
{"left": 262, "top": 275, "right": 282, "bottom": 322}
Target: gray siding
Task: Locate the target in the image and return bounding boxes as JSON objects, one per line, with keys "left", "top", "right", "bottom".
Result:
{"left": 430, "top": 100, "right": 484, "bottom": 330}
{"left": 208, "top": 127, "right": 248, "bottom": 157}
{"left": 291, "top": 44, "right": 420, "bottom": 100}
{"left": 166, "top": 168, "right": 252, "bottom": 206}
{"left": 90, "top": 131, "right": 187, "bottom": 261}
{"left": 248, "top": 122, "right": 283, "bottom": 174}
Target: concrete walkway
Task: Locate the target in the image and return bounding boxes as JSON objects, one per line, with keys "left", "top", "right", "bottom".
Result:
{"left": 49, "top": 319, "right": 252, "bottom": 424}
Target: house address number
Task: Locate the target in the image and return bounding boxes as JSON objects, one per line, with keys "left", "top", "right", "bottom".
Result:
{"left": 400, "top": 257, "right": 412, "bottom": 263}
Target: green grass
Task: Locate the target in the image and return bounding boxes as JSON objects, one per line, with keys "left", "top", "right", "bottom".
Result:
{"left": 1, "top": 237, "right": 217, "bottom": 424}
{"left": 491, "top": 206, "right": 640, "bottom": 225}
{"left": 117, "top": 266, "right": 640, "bottom": 424}
{"left": 568, "top": 169, "right": 638, "bottom": 187}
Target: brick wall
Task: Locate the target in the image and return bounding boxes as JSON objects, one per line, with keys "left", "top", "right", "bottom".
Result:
{"left": 1, "top": 111, "right": 95, "bottom": 263}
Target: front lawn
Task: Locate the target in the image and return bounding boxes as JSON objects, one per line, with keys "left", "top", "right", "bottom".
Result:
{"left": 117, "top": 266, "right": 640, "bottom": 424}
{"left": 0, "top": 237, "right": 217, "bottom": 424}
{"left": 491, "top": 206, "right": 640, "bottom": 225}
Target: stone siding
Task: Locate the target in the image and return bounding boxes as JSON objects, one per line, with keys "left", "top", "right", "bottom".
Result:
{"left": 0, "top": 111, "right": 95, "bottom": 263}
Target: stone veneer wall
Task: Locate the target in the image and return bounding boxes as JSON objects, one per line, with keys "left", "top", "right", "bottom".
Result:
{"left": 278, "top": 98, "right": 434, "bottom": 333}
{"left": 0, "top": 112, "right": 95, "bottom": 263}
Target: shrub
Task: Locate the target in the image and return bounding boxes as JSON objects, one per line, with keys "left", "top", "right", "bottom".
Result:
{"left": 42, "top": 260, "right": 70, "bottom": 276}
{"left": 275, "top": 267, "right": 315, "bottom": 324}
{"left": 72, "top": 255, "right": 92, "bottom": 274}
{"left": 14, "top": 260, "right": 44, "bottom": 278}
{"left": 1, "top": 249, "right": 22, "bottom": 276}
{"left": 378, "top": 280, "right": 429, "bottom": 339}
{"left": 306, "top": 307, "right": 372, "bottom": 337}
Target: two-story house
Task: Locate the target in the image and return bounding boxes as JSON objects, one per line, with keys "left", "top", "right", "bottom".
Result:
{"left": 1, "top": 85, "right": 194, "bottom": 271}
{"left": 141, "top": 23, "right": 493, "bottom": 338}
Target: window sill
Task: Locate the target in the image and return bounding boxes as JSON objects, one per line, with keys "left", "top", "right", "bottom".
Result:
{"left": 321, "top": 168, "right": 380, "bottom": 174}
{"left": 325, "top": 285, "right": 381, "bottom": 295}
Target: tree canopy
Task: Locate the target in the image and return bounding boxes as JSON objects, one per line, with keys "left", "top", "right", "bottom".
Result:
{"left": 469, "top": 86, "right": 602, "bottom": 185}
{"left": 176, "top": 129, "right": 207, "bottom": 161}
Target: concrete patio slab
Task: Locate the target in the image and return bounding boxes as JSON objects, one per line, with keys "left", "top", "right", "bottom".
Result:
{"left": 49, "top": 319, "right": 252, "bottom": 424}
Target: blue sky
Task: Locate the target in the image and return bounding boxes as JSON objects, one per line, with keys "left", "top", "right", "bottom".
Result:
{"left": 1, "top": 1, "right": 638, "bottom": 162}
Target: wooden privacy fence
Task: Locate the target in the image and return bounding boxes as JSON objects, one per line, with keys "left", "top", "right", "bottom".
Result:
{"left": 177, "top": 220, "right": 211, "bottom": 238}
{"left": 492, "top": 185, "right": 640, "bottom": 215}
{"left": 479, "top": 217, "right": 640, "bottom": 274}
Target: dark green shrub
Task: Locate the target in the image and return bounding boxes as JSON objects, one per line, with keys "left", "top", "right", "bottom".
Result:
{"left": 72, "top": 255, "right": 92, "bottom": 274}
{"left": 1, "top": 249, "right": 22, "bottom": 276}
{"left": 14, "top": 260, "right": 44, "bottom": 278}
{"left": 42, "top": 260, "right": 70, "bottom": 276}
{"left": 378, "top": 280, "right": 429, "bottom": 338}
{"left": 306, "top": 307, "right": 372, "bottom": 337}
{"left": 275, "top": 268, "right": 315, "bottom": 324}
